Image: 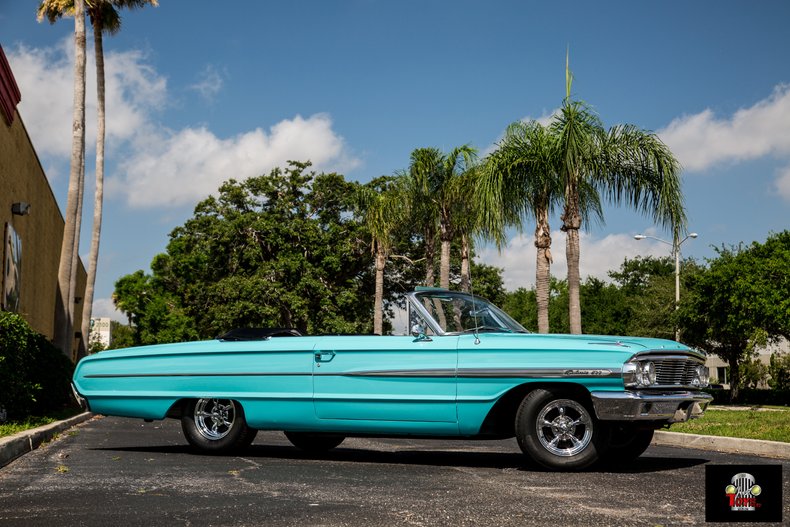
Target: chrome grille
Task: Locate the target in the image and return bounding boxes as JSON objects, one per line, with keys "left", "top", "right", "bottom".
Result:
{"left": 651, "top": 358, "right": 699, "bottom": 386}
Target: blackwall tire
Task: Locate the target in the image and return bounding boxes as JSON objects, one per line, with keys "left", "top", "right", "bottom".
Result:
{"left": 181, "top": 398, "right": 257, "bottom": 454}
{"left": 601, "top": 425, "right": 654, "bottom": 464}
{"left": 515, "top": 388, "right": 608, "bottom": 470}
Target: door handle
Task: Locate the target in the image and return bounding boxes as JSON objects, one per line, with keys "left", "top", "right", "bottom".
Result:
{"left": 314, "top": 350, "right": 336, "bottom": 363}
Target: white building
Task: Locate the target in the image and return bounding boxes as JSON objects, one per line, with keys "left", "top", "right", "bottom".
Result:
{"left": 90, "top": 317, "right": 112, "bottom": 349}
{"left": 705, "top": 338, "right": 789, "bottom": 388}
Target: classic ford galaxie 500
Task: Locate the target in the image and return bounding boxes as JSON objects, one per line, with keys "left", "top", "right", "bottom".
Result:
{"left": 72, "top": 288, "right": 712, "bottom": 470}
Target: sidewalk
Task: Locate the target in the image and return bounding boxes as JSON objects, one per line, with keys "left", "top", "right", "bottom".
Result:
{"left": 0, "top": 412, "right": 94, "bottom": 468}
{"left": 652, "top": 430, "right": 790, "bottom": 460}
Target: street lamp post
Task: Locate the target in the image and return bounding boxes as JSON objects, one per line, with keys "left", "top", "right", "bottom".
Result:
{"left": 634, "top": 232, "right": 698, "bottom": 341}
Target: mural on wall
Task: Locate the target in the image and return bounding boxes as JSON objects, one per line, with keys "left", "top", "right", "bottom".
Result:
{"left": 3, "top": 222, "right": 21, "bottom": 312}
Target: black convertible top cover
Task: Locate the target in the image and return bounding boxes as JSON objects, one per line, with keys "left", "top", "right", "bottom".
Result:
{"left": 217, "top": 328, "right": 302, "bottom": 341}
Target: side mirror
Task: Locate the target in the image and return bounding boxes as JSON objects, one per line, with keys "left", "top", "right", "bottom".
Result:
{"left": 411, "top": 323, "right": 431, "bottom": 342}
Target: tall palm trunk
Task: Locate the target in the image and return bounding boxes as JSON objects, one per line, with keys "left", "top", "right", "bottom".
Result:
{"left": 71, "top": 153, "right": 86, "bottom": 360}
{"left": 534, "top": 206, "right": 552, "bottom": 333}
{"left": 54, "top": 0, "right": 86, "bottom": 358}
{"left": 439, "top": 209, "right": 452, "bottom": 289}
{"left": 81, "top": 22, "right": 106, "bottom": 354}
{"left": 460, "top": 233, "right": 470, "bottom": 293}
{"left": 424, "top": 226, "right": 436, "bottom": 287}
{"left": 373, "top": 245, "right": 386, "bottom": 335}
{"left": 562, "top": 181, "right": 583, "bottom": 334}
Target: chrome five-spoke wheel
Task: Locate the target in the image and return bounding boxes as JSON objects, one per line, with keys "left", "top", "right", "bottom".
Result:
{"left": 181, "top": 398, "right": 257, "bottom": 454}
{"left": 516, "top": 388, "right": 607, "bottom": 470}
{"left": 535, "top": 399, "right": 592, "bottom": 457}
{"left": 194, "top": 398, "right": 236, "bottom": 440}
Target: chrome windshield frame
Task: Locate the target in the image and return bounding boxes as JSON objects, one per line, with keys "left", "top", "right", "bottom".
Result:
{"left": 405, "top": 288, "right": 529, "bottom": 336}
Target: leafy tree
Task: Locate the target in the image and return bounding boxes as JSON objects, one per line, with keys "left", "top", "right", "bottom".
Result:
{"left": 677, "top": 231, "right": 790, "bottom": 401}
{"left": 0, "top": 312, "right": 74, "bottom": 419}
{"left": 107, "top": 320, "right": 135, "bottom": 350}
{"left": 467, "top": 262, "right": 506, "bottom": 307}
{"left": 114, "top": 162, "right": 377, "bottom": 340}
{"left": 767, "top": 352, "right": 790, "bottom": 391}
{"left": 740, "top": 357, "right": 769, "bottom": 390}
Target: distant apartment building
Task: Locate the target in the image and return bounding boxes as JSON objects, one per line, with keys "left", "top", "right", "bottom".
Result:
{"left": 0, "top": 44, "right": 86, "bottom": 357}
{"left": 706, "top": 338, "right": 790, "bottom": 389}
{"left": 90, "top": 317, "right": 112, "bottom": 349}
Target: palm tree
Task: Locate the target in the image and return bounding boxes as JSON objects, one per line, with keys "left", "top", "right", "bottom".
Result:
{"left": 38, "top": 0, "right": 86, "bottom": 358}
{"left": 39, "top": 0, "right": 158, "bottom": 356}
{"left": 556, "top": 57, "right": 685, "bottom": 334}
{"left": 356, "top": 178, "right": 408, "bottom": 335}
{"left": 407, "top": 146, "right": 477, "bottom": 289}
{"left": 407, "top": 148, "right": 441, "bottom": 287}
{"left": 453, "top": 163, "right": 486, "bottom": 293}
{"left": 483, "top": 121, "right": 563, "bottom": 333}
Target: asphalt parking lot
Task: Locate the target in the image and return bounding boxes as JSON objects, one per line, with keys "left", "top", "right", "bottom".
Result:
{"left": 0, "top": 416, "right": 787, "bottom": 526}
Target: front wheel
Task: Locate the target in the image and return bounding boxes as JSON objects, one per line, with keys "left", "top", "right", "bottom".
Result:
{"left": 181, "top": 398, "right": 257, "bottom": 454}
{"left": 515, "top": 388, "right": 608, "bottom": 470}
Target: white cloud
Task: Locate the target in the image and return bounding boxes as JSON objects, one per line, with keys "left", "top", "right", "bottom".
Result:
{"left": 8, "top": 39, "right": 166, "bottom": 161}
{"left": 189, "top": 64, "right": 224, "bottom": 101}
{"left": 91, "top": 297, "right": 127, "bottom": 323}
{"left": 775, "top": 165, "right": 790, "bottom": 201}
{"left": 8, "top": 40, "right": 360, "bottom": 209}
{"left": 477, "top": 229, "right": 672, "bottom": 291}
{"left": 659, "top": 84, "right": 790, "bottom": 172}
{"left": 113, "top": 113, "right": 361, "bottom": 208}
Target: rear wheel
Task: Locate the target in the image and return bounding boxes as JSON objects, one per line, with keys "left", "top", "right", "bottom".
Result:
{"left": 284, "top": 432, "right": 345, "bottom": 452}
{"left": 181, "top": 398, "right": 256, "bottom": 454}
{"left": 515, "top": 388, "right": 608, "bottom": 470}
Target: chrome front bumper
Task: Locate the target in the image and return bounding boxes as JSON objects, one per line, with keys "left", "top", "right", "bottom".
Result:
{"left": 590, "top": 390, "right": 713, "bottom": 423}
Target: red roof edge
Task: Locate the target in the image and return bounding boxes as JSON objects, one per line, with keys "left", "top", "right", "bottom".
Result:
{"left": 0, "top": 45, "right": 22, "bottom": 126}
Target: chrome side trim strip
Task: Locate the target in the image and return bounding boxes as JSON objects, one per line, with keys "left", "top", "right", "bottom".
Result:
{"left": 85, "top": 367, "right": 620, "bottom": 379}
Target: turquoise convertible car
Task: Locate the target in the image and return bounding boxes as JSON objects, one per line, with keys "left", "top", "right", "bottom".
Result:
{"left": 72, "top": 288, "right": 712, "bottom": 470}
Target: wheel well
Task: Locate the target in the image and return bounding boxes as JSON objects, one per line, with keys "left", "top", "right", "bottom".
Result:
{"left": 166, "top": 397, "right": 247, "bottom": 420}
{"left": 478, "top": 382, "right": 592, "bottom": 437}
{"left": 165, "top": 399, "right": 188, "bottom": 419}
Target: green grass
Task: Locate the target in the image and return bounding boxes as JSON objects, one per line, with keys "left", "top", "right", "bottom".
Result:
{"left": 670, "top": 406, "right": 790, "bottom": 442}
{"left": 0, "top": 408, "right": 82, "bottom": 438}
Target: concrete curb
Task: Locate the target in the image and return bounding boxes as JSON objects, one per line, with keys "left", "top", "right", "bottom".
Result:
{"left": 0, "top": 412, "right": 93, "bottom": 468}
{"left": 653, "top": 430, "right": 790, "bottom": 460}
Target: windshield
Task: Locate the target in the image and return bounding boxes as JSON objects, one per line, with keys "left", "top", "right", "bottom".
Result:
{"left": 408, "top": 289, "right": 529, "bottom": 335}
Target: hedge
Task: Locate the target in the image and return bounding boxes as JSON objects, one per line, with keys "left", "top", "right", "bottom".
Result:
{"left": 0, "top": 312, "right": 74, "bottom": 420}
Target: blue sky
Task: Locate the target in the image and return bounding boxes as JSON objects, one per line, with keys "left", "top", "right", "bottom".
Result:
{"left": 2, "top": 1, "right": 789, "bottom": 321}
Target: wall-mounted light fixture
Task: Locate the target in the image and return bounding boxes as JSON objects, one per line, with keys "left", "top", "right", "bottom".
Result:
{"left": 11, "top": 202, "right": 30, "bottom": 216}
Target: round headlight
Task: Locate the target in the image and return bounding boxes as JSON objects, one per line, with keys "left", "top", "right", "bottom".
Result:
{"left": 636, "top": 361, "right": 656, "bottom": 387}
{"left": 643, "top": 361, "right": 656, "bottom": 385}
{"left": 693, "top": 365, "right": 709, "bottom": 387}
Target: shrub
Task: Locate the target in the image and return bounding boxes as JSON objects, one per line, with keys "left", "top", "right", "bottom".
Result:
{"left": 0, "top": 312, "right": 75, "bottom": 420}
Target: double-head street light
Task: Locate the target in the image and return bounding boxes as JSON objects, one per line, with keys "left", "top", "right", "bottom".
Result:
{"left": 634, "top": 232, "right": 698, "bottom": 341}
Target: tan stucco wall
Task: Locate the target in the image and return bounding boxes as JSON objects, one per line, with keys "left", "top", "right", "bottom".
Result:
{"left": 1, "top": 109, "right": 86, "bottom": 352}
